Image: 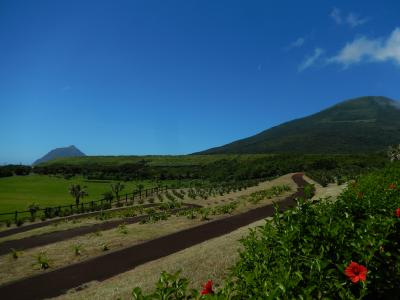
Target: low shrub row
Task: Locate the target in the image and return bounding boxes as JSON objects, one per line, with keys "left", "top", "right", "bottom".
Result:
{"left": 246, "top": 184, "right": 291, "bottom": 204}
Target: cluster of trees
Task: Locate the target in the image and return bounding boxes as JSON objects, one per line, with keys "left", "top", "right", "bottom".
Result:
{"left": 32, "top": 153, "right": 388, "bottom": 182}
{"left": 32, "top": 160, "right": 202, "bottom": 180}
{"left": 0, "top": 165, "right": 32, "bottom": 178}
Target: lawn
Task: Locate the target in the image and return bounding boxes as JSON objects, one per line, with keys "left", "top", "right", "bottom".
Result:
{"left": 0, "top": 174, "right": 159, "bottom": 213}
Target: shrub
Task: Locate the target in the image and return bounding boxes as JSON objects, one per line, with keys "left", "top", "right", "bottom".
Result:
{"left": 73, "top": 244, "right": 83, "bottom": 256}
{"left": 28, "top": 203, "right": 40, "bottom": 222}
{"left": 10, "top": 248, "right": 20, "bottom": 259}
{"left": 303, "top": 183, "right": 316, "bottom": 199}
{"left": 226, "top": 165, "right": 400, "bottom": 299}
{"left": 247, "top": 184, "right": 291, "bottom": 204}
{"left": 15, "top": 219, "right": 24, "bottom": 227}
{"left": 132, "top": 271, "right": 198, "bottom": 300}
{"left": 186, "top": 210, "right": 197, "bottom": 220}
{"left": 200, "top": 208, "right": 210, "bottom": 221}
{"left": 37, "top": 252, "right": 50, "bottom": 269}
{"left": 118, "top": 224, "right": 128, "bottom": 234}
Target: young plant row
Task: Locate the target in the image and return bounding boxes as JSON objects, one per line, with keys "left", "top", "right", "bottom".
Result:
{"left": 246, "top": 184, "right": 291, "bottom": 204}
{"left": 185, "top": 179, "right": 262, "bottom": 201}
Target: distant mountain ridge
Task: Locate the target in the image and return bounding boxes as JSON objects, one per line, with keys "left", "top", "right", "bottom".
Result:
{"left": 196, "top": 96, "right": 400, "bottom": 154}
{"left": 33, "top": 145, "right": 86, "bottom": 165}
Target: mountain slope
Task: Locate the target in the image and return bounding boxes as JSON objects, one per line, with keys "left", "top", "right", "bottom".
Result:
{"left": 197, "top": 96, "right": 400, "bottom": 154}
{"left": 33, "top": 145, "right": 86, "bottom": 165}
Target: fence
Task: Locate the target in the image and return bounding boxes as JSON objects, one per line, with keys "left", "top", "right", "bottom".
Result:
{"left": 0, "top": 185, "right": 168, "bottom": 224}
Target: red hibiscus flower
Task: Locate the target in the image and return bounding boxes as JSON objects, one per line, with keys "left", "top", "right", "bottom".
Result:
{"left": 345, "top": 261, "right": 368, "bottom": 283}
{"left": 388, "top": 183, "right": 396, "bottom": 190}
{"left": 396, "top": 208, "right": 400, "bottom": 218}
{"left": 201, "top": 280, "right": 214, "bottom": 295}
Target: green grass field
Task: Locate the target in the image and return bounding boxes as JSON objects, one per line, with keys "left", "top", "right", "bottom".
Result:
{"left": 0, "top": 174, "right": 160, "bottom": 213}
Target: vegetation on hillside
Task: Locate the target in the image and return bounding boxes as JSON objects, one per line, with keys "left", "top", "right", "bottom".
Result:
{"left": 32, "top": 153, "right": 387, "bottom": 182}
{"left": 197, "top": 96, "right": 400, "bottom": 155}
{"left": 0, "top": 165, "right": 31, "bottom": 178}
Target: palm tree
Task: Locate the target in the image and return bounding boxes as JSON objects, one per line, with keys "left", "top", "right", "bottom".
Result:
{"left": 111, "top": 182, "right": 125, "bottom": 201}
{"left": 69, "top": 184, "right": 88, "bottom": 205}
{"left": 388, "top": 144, "right": 400, "bottom": 162}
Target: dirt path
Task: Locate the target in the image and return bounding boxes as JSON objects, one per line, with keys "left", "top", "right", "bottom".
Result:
{"left": 0, "top": 204, "right": 201, "bottom": 256}
{"left": 0, "top": 173, "right": 307, "bottom": 300}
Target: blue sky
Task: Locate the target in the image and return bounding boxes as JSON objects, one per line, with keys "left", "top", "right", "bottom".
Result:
{"left": 1, "top": 0, "right": 400, "bottom": 164}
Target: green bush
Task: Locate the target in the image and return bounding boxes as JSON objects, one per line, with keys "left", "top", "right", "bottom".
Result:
{"left": 37, "top": 252, "right": 50, "bottom": 270}
{"left": 303, "top": 183, "right": 316, "bottom": 199}
{"left": 118, "top": 224, "right": 128, "bottom": 234}
{"left": 73, "top": 244, "right": 83, "bottom": 256}
{"left": 247, "top": 184, "right": 291, "bottom": 204}
{"left": 132, "top": 271, "right": 199, "bottom": 300}
{"left": 10, "top": 248, "right": 20, "bottom": 259}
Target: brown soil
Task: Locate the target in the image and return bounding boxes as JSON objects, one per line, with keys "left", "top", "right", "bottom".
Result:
{"left": 0, "top": 204, "right": 201, "bottom": 256}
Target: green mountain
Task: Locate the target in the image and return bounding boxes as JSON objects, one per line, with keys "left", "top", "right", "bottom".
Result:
{"left": 197, "top": 96, "right": 400, "bottom": 154}
{"left": 33, "top": 145, "right": 86, "bottom": 165}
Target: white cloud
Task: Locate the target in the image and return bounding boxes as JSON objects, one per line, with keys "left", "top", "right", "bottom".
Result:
{"left": 298, "top": 48, "right": 324, "bottom": 72}
{"left": 285, "top": 37, "right": 306, "bottom": 51}
{"left": 346, "top": 13, "right": 369, "bottom": 28}
{"left": 330, "top": 8, "right": 368, "bottom": 28}
{"left": 329, "top": 28, "right": 400, "bottom": 67}
{"left": 291, "top": 37, "right": 305, "bottom": 48}
{"left": 330, "top": 7, "right": 342, "bottom": 24}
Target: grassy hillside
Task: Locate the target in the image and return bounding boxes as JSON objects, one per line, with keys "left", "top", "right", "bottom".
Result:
{"left": 197, "top": 96, "right": 400, "bottom": 154}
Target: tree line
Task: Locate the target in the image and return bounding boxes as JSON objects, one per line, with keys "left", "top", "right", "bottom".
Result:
{"left": 31, "top": 153, "right": 388, "bottom": 182}
{"left": 0, "top": 165, "right": 32, "bottom": 178}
